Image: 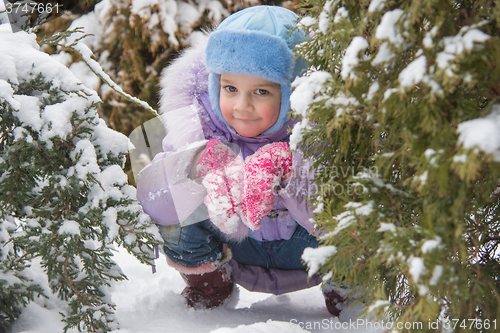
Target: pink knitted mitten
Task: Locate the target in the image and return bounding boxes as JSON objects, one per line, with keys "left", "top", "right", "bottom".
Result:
{"left": 197, "top": 140, "right": 238, "bottom": 179}
{"left": 241, "top": 142, "right": 292, "bottom": 230}
{"left": 198, "top": 140, "right": 244, "bottom": 234}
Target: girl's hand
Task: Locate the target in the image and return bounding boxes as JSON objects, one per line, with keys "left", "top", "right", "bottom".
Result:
{"left": 241, "top": 142, "right": 292, "bottom": 230}
{"left": 199, "top": 140, "right": 244, "bottom": 234}
{"left": 196, "top": 139, "right": 239, "bottom": 179}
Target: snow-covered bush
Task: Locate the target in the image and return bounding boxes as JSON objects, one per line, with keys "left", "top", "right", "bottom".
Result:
{"left": 0, "top": 31, "right": 160, "bottom": 332}
{"left": 293, "top": 0, "right": 500, "bottom": 330}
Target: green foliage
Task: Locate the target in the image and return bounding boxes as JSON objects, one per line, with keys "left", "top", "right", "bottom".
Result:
{"left": 0, "top": 217, "right": 44, "bottom": 332}
{"left": 0, "top": 32, "right": 160, "bottom": 332}
{"left": 294, "top": 0, "right": 500, "bottom": 331}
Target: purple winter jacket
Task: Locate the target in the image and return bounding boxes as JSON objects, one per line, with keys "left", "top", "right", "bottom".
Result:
{"left": 136, "top": 38, "right": 322, "bottom": 293}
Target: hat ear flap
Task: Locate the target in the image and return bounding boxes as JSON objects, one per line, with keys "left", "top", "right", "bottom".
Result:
{"left": 208, "top": 73, "right": 226, "bottom": 126}
{"left": 261, "top": 82, "right": 291, "bottom": 135}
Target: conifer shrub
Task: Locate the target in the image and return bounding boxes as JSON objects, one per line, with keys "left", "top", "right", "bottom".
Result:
{"left": 293, "top": 0, "right": 500, "bottom": 331}
{"left": 0, "top": 32, "right": 159, "bottom": 332}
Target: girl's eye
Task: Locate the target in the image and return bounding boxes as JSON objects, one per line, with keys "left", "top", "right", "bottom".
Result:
{"left": 224, "top": 85, "right": 237, "bottom": 93}
{"left": 255, "top": 89, "right": 268, "bottom": 95}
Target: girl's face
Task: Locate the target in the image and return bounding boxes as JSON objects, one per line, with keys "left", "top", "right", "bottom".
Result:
{"left": 219, "top": 73, "right": 281, "bottom": 138}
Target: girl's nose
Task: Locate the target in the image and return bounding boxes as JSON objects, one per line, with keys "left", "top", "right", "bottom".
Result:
{"left": 234, "top": 94, "right": 252, "bottom": 111}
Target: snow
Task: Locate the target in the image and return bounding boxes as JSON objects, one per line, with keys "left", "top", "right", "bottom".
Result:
{"left": 131, "top": 0, "right": 163, "bottom": 18}
{"left": 334, "top": 7, "right": 349, "bottom": 24}
{"left": 313, "top": 201, "right": 324, "bottom": 214}
{"left": 382, "top": 88, "right": 398, "bottom": 102}
{"left": 457, "top": 105, "right": 500, "bottom": 161}
{"left": 73, "top": 42, "right": 159, "bottom": 117}
{"left": 103, "top": 207, "right": 119, "bottom": 241}
{"left": 11, "top": 95, "right": 42, "bottom": 131}
{"left": 289, "top": 71, "right": 331, "bottom": 149}
{"left": 50, "top": 51, "right": 73, "bottom": 67}
{"left": 371, "top": 42, "right": 394, "bottom": 66}
{"left": 291, "top": 71, "right": 332, "bottom": 117}
{"left": 344, "top": 201, "right": 374, "bottom": 216}
{"left": 82, "top": 165, "right": 132, "bottom": 212}
{"left": 461, "top": 28, "right": 490, "bottom": 48}
{"left": 368, "top": 0, "right": 386, "bottom": 13}
{"left": 367, "top": 300, "right": 390, "bottom": 313}
{"left": 0, "top": 0, "right": 11, "bottom": 29}
{"left": 325, "top": 93, "right": 360, "bottom": 116}
{"left": 299, "top": 16, "right": 317, "bottom": 28}
{"left": 377, "top": 223, "right": 396, "bottom": 233}
{"left": 177, "top": 1, "right": 203, "bottom": 34}
{"left": 375, "top": 9, "right": 404, "bottom": 46}
{"left": 69, "top": 61, "right": 101, "bottom": 91}
{"left": 423, "top": 26, "right": 438, "bottom": 48}
{"left": 0, "top": 30, "right": 103, "bottom": 148}
{"left": 424, "top": 148, "right": 435, "bottom": 158}
{"left": 453, "top": 154, "right": 467, "bottom": 163}
{"left": 418, "top": 171, "right": 428, "bottom": 185}
{"left": 0, "top": 51, "right": 19, "bottom": 84}
{"left": 366, "top": 81, "right": 379, "bottom": 101}
{"left": 10, "top": 247, "right": 386, "bottom": 333}
{"left": 289, "top": 119, "right": 311, "bottom": 151}
{"left": 424, "top": 148, "right": 439, "bottom": 167}
{"left": 302, "top": 246, "right": 337, "bottom": 277}
{"left": 211, "top": 320, "right": 309, "bottom": 333}
{"left": 319, "top": 211, "right": 357, "bottom": 239}
{"left": 65, "top": 10, "right": 103, "bottom": 50}
{"left": 429, "top": 265, "right": 443, "bottom": 286}
{"left": 436, "top": 28, "right": 490, "bottom": 71}
{"left": 318, "top": 0, "right": 334, "bottom": 34}
{"left": 69, "top": 139, "right": 101, "bottom": 179}
{"left": 407, "top": 257, "right": 425, "bottom": 284}
{"left": 341, "top": 37, "right": 369, "bottom": 80}
{"left": 421, "top": 236, "right": 442, "bottom": 254}
{"left": 324, "top": 94, "right": 360, "bottom": 117}
{"left": 4, "top": 3, "right": 489, "bottom": 331}
{"left": 0, "top": 79, "right": 20, "bottom": 109}
{"left": 58, "top": 220, "right": 81, "bottom": 236}
{"left": 398, "top": 56, "right": 427, "bottom": 88}
{"left": 40, "top": 100, "right": 77, "bottom": 141}
{"left": 92, "top": 118, "right": 133, "bottom": 161}
{"left": 125, "top": 0, "right": 228, "bottom": 46}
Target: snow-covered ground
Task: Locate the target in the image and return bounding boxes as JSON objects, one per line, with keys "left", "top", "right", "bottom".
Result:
{"left": 11, "top": 247, "right": 382, "bottom": 333}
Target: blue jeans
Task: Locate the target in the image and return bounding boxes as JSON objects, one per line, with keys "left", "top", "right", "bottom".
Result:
{"left": 158, "top": 220, "right": 319, "bottom": 270}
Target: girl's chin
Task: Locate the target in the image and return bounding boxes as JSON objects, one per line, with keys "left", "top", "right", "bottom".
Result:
{"left": 235, "top": 130, "right": 261, "bottom": 138}
{"left": 231, "top": 123, "right": 263, "bottom": 137}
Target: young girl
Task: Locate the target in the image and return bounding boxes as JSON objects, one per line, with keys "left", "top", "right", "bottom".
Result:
{"left": 136, "top": 5, "right": 345, "bottom": 315}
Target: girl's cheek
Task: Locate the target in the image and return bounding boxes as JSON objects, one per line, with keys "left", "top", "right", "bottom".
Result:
{"left": 219, "top": 97, "right": 233, "bottom": 120}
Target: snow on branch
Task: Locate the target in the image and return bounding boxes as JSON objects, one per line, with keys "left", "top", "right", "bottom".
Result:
{"left": 72, "top": 42, "right": 161, "bottom": 119}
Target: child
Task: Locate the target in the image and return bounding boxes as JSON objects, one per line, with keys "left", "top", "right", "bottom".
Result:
{"left": 136, "top": 5, "right": 345, "bottom": 315}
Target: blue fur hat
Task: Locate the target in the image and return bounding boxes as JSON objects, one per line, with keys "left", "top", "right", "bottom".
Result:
{"left": 205, "top": 6, "right": 308, "bottom": 135}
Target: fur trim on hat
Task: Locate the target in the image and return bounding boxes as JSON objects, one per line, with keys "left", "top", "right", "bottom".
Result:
{"left": 206, "top": 29, "right": 294, "bottom": 85}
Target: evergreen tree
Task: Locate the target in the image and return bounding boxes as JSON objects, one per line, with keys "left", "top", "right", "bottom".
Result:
{"left": 293, "top": 0, "right": 500, "bottom": 331}
{"left": 0, "top": 31, "right": 159, "bottom": 332}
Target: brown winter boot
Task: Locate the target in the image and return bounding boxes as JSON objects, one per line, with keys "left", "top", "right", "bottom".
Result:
{"left": 323, "top": 288, "right": 346, "bottom": 316}
{"left": 180, "top": 264, "right": 234, "bottom": 309}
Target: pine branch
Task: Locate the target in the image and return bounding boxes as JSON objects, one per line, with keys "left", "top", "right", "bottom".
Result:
{"left": 70, "top": 42, "right": 161, "bottom": 119}
{"left": 39, "top": 27, "right": 90, "bottom": 47}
